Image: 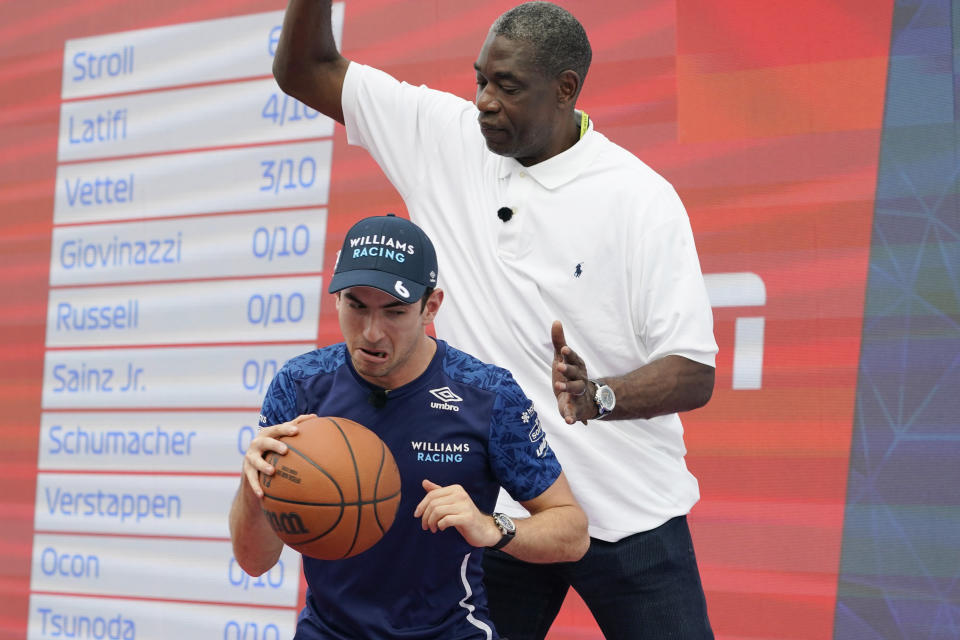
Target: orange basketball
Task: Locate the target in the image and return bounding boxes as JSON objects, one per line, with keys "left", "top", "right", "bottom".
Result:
{"left": 259, "top": 416, "right": 401, "bottom": 560}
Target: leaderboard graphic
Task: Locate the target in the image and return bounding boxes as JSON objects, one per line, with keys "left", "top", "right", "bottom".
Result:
{"left": 3, "top": 1, "right": 955, "bottom": 639}
{"left": 33, "top": 9, "right": 344, "bottom": 640}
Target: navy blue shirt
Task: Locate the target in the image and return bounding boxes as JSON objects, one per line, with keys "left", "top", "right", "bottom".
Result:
{"left": 259, "top": 339, "right": 560, "bottom": 639}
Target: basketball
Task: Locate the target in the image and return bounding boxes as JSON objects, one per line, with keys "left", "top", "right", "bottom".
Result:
{"left": 259, "top": 416, "right": 402, "bottom": 560}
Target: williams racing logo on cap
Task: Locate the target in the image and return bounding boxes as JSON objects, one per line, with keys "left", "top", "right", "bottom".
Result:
{"left": 349, "top": 234, "right": 415, "bottom": 263}
{"left": 429, "top": 386, "right": 462, "bottom": 412}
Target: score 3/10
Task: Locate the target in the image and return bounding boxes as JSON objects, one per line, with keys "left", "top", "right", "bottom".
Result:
{"left": 259, "top": 157, "right": 319, "bottom": 195}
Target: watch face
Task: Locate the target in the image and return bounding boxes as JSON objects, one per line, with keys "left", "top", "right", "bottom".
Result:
{"left": 494, "top": 513, "right": 516, "bottom": 535}
{"left": 597, "top": 385, "right": 615, "bottom": 410}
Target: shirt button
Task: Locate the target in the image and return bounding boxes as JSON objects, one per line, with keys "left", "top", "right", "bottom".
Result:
{"left": 519, "top": 171, "right": 527, "bottom": 178}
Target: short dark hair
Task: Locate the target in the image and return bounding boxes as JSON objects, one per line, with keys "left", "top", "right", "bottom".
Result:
{"left": 491, "top": 2, "right": 592, "bottom": 91}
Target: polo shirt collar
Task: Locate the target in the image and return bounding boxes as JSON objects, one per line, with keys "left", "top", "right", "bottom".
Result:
{"left": 496, "top": 123, "right": 601, "bottom": 189}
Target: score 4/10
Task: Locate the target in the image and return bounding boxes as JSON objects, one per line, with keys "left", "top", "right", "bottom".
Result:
{"left": 262, "top": 93, "right": 319, "bottom": 127}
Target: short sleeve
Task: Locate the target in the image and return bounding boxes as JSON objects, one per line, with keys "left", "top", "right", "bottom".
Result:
{"left": 632, "top": 184, "right": 718, "bottom": 367}
{"left": 341, "top": 62, "right": 478, "bottom": 201}
{"left": 259, "top": 368, "right": 299, "bottom": 428}
{"left": 487, "top": 371, "right": 562, "bottom": 502}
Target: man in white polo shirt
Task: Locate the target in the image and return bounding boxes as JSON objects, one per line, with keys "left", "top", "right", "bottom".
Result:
{"left": 272, "top": 1, "right": 718, "bottom": 638}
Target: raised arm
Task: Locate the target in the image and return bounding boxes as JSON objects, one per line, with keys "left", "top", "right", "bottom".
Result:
{"left": 273, "top": 0, "right": 351, "bottom": 124}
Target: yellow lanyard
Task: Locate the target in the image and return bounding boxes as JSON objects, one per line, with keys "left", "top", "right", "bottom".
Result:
{"left": 579, "top": 110, "right": 589, "bottom": 139}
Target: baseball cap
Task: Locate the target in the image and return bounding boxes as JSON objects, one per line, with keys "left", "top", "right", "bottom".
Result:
{"left": 328, "top": 214, "right": 438, "bottom": 304}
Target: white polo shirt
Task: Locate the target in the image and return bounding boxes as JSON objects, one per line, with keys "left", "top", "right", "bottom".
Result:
{"left": 342, "top": 62, "right": 718, "bottom": 541}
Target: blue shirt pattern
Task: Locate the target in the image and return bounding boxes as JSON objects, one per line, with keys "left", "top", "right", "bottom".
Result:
{"left": 259, "top": 339, "right": 560, "bottom": 639}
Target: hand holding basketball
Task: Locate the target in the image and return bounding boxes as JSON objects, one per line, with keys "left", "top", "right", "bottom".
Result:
{"left": 258, "top": 416, "right": 401, "bottom": 560}
{"left": 241, "top": 415, "right": 313, "bottom": 498}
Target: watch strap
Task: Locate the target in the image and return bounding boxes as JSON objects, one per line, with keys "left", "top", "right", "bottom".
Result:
{"left": 490, "top": 532, "right": 514, "bottom": 551}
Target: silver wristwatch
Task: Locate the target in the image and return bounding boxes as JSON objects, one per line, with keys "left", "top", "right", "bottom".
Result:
{"left": 489, "top": 512, "right": 516, "bottom": 550}
{"left": 590, "top": 379, "right": 616, "bottom": 419}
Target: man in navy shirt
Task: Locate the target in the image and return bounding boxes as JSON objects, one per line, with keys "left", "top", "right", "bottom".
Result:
{"left": 229, "top": 214, "right": 588, "bottom": 640}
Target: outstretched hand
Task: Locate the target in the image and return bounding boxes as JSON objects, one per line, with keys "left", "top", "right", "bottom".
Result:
{"left": 551, "top": 320, "right": 595, "bottom": 425}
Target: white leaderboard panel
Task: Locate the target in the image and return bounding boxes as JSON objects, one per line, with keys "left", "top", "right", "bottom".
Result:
{"left": 38, "top": 411, "right": 255, "bottom": 473}
{"left": 49, "top": 209, "right": 328, "bottom": 285}
{"left": 60, "top": 7, "right": 343, "bottom": 99}
{"left": 29, "top": 594, "right": 298, "bottom": 640}
{"left": 35, "top": 474, "right": 237, "bottom": 537}
{"left": 30, "top": 536, "right": 301, "bottom": 605}
{"left": 34, "top": 6, "right": 347, "bottom": 634}
{"left": 58, "top": 79, "right": 336, "bottom": 162}
{"left": 46, "top": 277, "right": 324, "bottom": 347}
{"left": 54, "top": 140, "right": 334, "bottom": 223}
{"left": 41, "top": 344, "right": 314, "bottom": 409}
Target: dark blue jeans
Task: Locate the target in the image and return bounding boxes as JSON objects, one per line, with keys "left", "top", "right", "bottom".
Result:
{"left": 482, "top": 515, "right": 713, "bottom": 640}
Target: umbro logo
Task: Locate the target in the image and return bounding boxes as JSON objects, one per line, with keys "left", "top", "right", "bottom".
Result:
{"left": 429, "top": 386, "right": 462, "bottom": 412}
{"left": 429, "top": 387, "right": 462, "bottom": 403}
